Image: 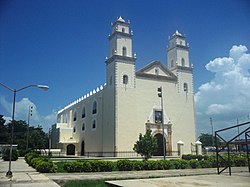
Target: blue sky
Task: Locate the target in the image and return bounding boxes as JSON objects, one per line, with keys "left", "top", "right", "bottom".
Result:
{"left": 1, "top": 0, "right": 250, "bottom": 136}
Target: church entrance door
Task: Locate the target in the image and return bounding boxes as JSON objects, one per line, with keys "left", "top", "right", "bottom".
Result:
{"left": 81, "top": 141, "right": 85, "bottom": 156}
{"left": 66, "top": 144, "right": 75, "bottom": 155}
{"left": 154, "top": 133, "right": 166, "bottom": 156}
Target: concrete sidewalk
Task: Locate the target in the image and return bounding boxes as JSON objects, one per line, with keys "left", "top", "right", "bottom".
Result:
{"left": 0, "top": 158, "right": 60, "bottom": 187}
{"left": 106, "top": 172, "right": 250, "bottom": 187}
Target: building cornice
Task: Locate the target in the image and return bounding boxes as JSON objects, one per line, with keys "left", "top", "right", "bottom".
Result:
{"left": 136, "top": 72, "right": 177, "bottom": 82}
{"left": 171, "top": 65, "right": 193, "bottom": 73}
{"left": 167, "top": 44, "right": 189, "bottom": 52}
{"left": 108, "top": 31, "right": 132, "bottom": 40}
{"left": 105, "top": 55, "right": 136, "bottom": 65}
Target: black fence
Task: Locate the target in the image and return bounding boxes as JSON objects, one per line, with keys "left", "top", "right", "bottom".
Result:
{"left": 83, "top": 151, "right": 179, "bottom": 158}
{"left": 215, "top": 121, "right": 250, "bottom": 175}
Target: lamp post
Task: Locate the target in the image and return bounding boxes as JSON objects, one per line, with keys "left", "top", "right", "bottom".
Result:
{"left": 26, "top": 105, "right": 33, "bottom": 151}
{"left": 157, "top": 86, "right": 166, "bottom": 160}
{"left": 0, "top": 82, "right": 49, "bottom": 178}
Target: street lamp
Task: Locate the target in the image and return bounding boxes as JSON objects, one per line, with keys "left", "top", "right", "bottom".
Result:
{"left": 157, "top": 86, "right": 166, "bottom": 160}
{"left": 0, "top": 82, "right": 49, "bottom": 178}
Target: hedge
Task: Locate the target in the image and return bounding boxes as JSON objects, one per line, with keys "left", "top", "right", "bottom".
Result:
{"left": 24, "top": 152, "right": 56, "bottom": 173}
{"left": 25, "top": 153, "right": 248, "bottom": 173}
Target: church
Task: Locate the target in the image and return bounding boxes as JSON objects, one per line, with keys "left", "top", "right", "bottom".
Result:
{"left": 51, "top": 17, "right": 196, "bottom": 157}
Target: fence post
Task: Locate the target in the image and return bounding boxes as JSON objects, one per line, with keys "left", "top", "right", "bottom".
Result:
{"left": 177, "top": 140, "right": 184, "bottom": 157}
{"left": 195, "top": 140, "right": 202, "bottom": 155}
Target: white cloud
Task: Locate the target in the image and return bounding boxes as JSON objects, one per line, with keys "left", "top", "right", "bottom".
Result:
{"left": 0, "top": 96, "right": 56, "bottom": 132}
{"left": 195, "top": 45, "right": 250, "bottom": 136}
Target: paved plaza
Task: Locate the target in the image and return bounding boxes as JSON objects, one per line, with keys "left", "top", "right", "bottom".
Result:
{"left": 0, "top": 158, "right": 249, "bottom": 187}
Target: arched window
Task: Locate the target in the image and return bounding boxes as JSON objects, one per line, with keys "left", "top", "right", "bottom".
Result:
{"left": 82, "top": 107, "right": 85, "bottom": 118}
{"left": 82, "top": 123, "right": 85, "bottom": 131}
{"left": 184, "top": 83, "right": 188, "bottom": 92}
{"left": 110, "top": 76, "right": 112, "bottom": 86}
{"left": 92, "top": 119, "right": 96, "bottom": 129}
{"left": 122, "top": 28, "right": 125, "bottom": 33}
{"left": 171, "top": 60, "right": 174, "bottom": 67}
{"left": 122, "top": 47, "right": 127, "bottom": 56}
{"left": 73, "top": 126, "right": 76, "bottom": 133}
{"left": 92, "top": 101, "right": 97, "bottom": 114}
{"left": 73, "top": 111, "right": 77, "bottom": 121}
{"left": 123, "top": 75, "right": 128, "bottom": 84}
{"left": 181, "top": 58, "right": 185, "bottom": 67}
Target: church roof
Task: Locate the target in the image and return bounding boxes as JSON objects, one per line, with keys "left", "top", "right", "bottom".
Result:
{"left": 136, "top": 61, "right": 177, "bottom": 82}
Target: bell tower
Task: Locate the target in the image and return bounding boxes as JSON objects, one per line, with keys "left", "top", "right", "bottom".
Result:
{"left": 167, "top": 30, "right": 190, "bottom": 71}
{"left": 105, "top": 16, "right": 136, "bottom": 89}
{"left": 167, "top": 30, "right": 194, "bottom": 94}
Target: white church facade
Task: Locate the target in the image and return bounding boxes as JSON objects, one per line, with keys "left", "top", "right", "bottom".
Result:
{"left": 51, "top": 17, "right": 196, "bottom": 157}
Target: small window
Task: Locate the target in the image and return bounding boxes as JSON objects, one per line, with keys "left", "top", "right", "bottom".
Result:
{"left": 155, "top": 110, "right": 163, "bottom": 123}
{"left": 73, "top": 126, "right": 76, "bottom": 133}
{"left": 184, "top": 83, "right": 188, "bottom": 92}
{"left": 82, "top": 107, "right": 85, "bottom": 118}
{"left": 73, "top": 111, "right": 77, "bottom": 121}
{"left": 92, "top": 119, "right": 96, "bottom": 129}
{"left": 92, "top": 101, "right": 97, "bottom": 114}
{"left": 82, "top": 123, "right": 85, "bottom": 131}
{"left": 123, "top": 75, "right": 128, "bottom": 84}
{"left": 122, "top": 47, "right": 127, "bottom": 56}
{"left": 122, "top": 28, "right": 125, "bottom": 33}
{"left": 180, "top": 41, "right": 182, "bottom": 45}
{"left": 155, "top": 68, "right": 159, "bottom": 75}
{"left": 181, "top": 58, "right": 185, "bottom": 67}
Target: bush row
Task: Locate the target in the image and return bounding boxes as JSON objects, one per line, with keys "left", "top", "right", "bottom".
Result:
{"left": 25, "top": 152, "right": 56, "bottom": 173}
{"left": 25, "top": 153, "right": 248, "bottom": 173}
{"left": 63, "top": 155, "right": 248, "bottom": 172}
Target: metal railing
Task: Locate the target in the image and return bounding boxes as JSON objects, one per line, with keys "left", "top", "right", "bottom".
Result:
{"left": 215, "top": 121, "right": 250, "bottom": 175}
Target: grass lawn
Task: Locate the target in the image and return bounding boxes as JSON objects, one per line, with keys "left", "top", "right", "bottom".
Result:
{"left": 64, "top": 180, "right": 108, "bottom": 187}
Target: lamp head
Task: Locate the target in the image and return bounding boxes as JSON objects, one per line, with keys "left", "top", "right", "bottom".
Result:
{"left": 37, "top": 85, "right": 49, "bottom": 91}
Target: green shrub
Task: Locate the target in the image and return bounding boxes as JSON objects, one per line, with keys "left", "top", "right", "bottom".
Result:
{"left": 171, "top": 159, "right": 188, "bottom": 169}
{"left": 117, "top": 160, "right": 133, "bottom": 171}
{"left": 182, "top": 154, "right": 196, "bottom": 160}
{"left": 189, "top": 159, "right": 200, "bottom": 169}
{"left": 143, "top": 161, "right": 159, "bottom": 170}
{"left": 162, "top": 160, "right": 173, "bottom": 170}
{"left": 197, "top": 155, "right": 203, "bottom": 161}
{"left": 233, "top": 155, "right": 247, "bottom": 167}
{"left": 36, "top": 160, "right": 55, "bottom": 173}
{"left": 63, "top": 161, "right": 83, "bottom": 172}
{"left": 2, "top": 149, "right": 18, "bottom": 161}
{"left": 133, "top": 161, "right": 144, "bottom": 171}
{"left": 199, "top": 160, "right": 212, "bottom": 168}
{"left": 81, "top": 161, "right": 92, "bottom": 172}
{"left": 88, "top": 160, "right": 100, "bottom": 172}
{"left": 98, "top": 161, "right": 114, "bottom": 172}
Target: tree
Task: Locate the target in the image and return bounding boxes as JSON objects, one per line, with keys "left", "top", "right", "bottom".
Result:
{"left": 133, "top": 130, "right": 158, "bottom": 160}
{"left": 0, "top": 115, "right": 9, "bottom": 143}
{"left": 0, "top": 118, "right": 49, "bottom": 155}
{"left": 199, "top": 133, "right": 221, "bottom": 147}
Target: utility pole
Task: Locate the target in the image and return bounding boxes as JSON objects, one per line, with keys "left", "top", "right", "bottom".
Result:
{"left": 158, "top": 86, "right": 166, "bottom": 160}
{"left": 210, "top": 117, "right": 214, "bottom": 147}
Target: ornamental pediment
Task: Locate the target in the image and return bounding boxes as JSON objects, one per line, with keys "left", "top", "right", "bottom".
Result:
{"left": 136, "top": 61, "right": 177, "bottom": 81}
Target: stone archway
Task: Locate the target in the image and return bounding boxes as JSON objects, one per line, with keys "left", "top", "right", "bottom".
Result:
{"left": 81, "top": 141, "right": 85, "bottom": 156}
{"left": 66, "top": 144, "right": 75, "bottom": 155}
{"left": 153, "top": 133, "right": 166, "bottom": 156}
